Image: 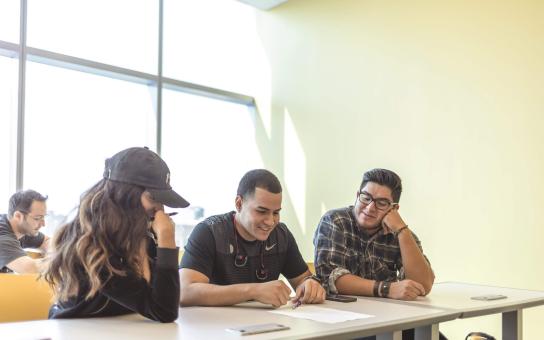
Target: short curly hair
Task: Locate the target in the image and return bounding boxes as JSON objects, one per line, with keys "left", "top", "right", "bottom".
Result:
{"left": 237, "top": 169, "right": 282, "bottom": 198}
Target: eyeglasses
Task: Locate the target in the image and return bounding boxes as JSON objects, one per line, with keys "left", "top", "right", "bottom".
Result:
{"left": 20, "top": 211, "right": 47, "bottom": 222}
{"left": 358, "top": 192, "right": 397, "bottom": 211}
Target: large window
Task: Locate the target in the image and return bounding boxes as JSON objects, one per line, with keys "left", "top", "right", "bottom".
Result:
{"left": 162, "top": 90, "right": 263, "bottom": 245}
{"left": 1, "top": 0, "right": 263, "bottom": 242}
{"left": 27, "top": 0, "right": 158, "bottom": 73}
{"left": 24, "top": 62, "right": 156, "bottom": 234}
{"left": 164, "top": 0, "right": 263, "bottom": 96}
{"left": 0, "top": 1, "right": 19, "bottom": 43}
{"left": 0, "top": 57, "right": 18, "bottom": 212}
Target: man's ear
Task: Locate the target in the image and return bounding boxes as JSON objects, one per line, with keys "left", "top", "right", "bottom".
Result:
{"left": 235, "top": 195, "right": 243, "bottom": 212}
{"left": 13, "top": 211, "right": 25, "bottom": 220}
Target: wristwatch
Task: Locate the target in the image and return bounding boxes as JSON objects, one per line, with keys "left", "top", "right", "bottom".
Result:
{"left": 381, "top": 281, "right": 391, "bottom": 298}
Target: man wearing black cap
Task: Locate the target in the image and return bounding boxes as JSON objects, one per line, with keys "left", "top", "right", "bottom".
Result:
{"left": 46, "top": 147, "right": 189, "bottom": 322}
{"left": 179, "top": 169, "right": 325, "bottom": 307}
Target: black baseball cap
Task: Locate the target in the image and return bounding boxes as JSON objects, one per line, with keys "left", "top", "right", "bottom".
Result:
{"left": 103, "top": 147, "right": 189, "bottom": 208}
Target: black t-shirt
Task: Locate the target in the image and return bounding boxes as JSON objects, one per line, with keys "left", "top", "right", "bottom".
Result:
{"left": 181, "top": 211, "right": 308, "bottom": 284}
{"left": 0, "top": 214, "right": 45, "bottom": 272}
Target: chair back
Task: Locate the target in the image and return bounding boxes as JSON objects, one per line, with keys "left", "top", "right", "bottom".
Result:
{"left": 0, "top": 273, "right": 54, "bottom": 322}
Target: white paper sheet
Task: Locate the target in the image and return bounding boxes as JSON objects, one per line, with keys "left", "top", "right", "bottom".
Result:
{"left": 269, "top": 305, "right": 374, "bottom": 324}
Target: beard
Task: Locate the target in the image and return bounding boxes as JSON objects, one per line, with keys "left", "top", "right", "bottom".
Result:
{"left": 18, "top": 220, "right": 39, "bottom": 237}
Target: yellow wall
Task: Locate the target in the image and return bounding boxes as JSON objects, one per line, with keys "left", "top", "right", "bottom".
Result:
{"left": 254, "top": 0, "right": 544, "bottom": 338}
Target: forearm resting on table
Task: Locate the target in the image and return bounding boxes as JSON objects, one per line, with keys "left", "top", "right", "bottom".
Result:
{"left": 335, "top": 274, "right": 374, "bottom": 296}
{"left": 6, "top": 256, "right": 44, "bottom": 274}
{"left": 179, "top": 281, "right": 256, "bottom": 306}
{"left": 398, "top": 231, "right": 435, "bottom": 293}
{"left": 179, "top": 269, "right": 257, "bottom": 306}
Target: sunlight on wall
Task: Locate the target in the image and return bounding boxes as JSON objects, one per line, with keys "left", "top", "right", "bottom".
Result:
{"left": 320, "top": 202, "right": 327, "bottom": 217}
{"left": 283, "top": 108, "right": 306, "bottom": 234}
{"left": 257, "top": 0, "right": 544, "bottom": 338}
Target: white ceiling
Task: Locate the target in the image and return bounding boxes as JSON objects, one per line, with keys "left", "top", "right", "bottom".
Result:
{"left": 236, "top": 0, "right": 289, "bottom": 10}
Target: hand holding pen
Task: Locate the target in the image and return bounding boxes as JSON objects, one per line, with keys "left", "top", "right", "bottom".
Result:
{"left": 291, "top": 299, "right": 302, "bottom": 309}
{"left": 150, "top": 211, "right": 177, "bottom": 249}
{"left": 292, "top": 276, "right": 326, "bottom": 309}
{"left": 150, "top": 212, "right": 178, "bottom": 221}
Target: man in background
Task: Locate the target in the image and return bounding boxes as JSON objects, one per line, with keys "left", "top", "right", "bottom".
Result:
{"left": 0, "top": 189, "right": 49, "bottom": 273}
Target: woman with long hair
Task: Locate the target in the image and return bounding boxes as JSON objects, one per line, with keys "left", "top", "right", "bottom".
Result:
{"left": 45, "top": 147, "right": 189, "bottom": 322}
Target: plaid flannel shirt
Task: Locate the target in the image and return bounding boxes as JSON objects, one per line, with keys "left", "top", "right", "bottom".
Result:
{"left": 313, "top": 206, "right": 430, "bottom": 294}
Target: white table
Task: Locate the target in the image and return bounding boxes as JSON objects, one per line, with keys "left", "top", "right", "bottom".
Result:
{"left": 0, "top": 298, "right": 459, "bottom": 340}
{"left": 382, "top": 282, "right": 544, "bottom": 340}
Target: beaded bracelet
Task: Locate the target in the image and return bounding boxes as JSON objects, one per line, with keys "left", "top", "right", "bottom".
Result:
{"left": 394, "top": 225, "right": 409, "bottom": 237}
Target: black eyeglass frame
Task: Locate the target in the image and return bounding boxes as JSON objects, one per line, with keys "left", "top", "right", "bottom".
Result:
{"left": 18, "top": 210, "right": 47, "bottom": 222}
{"left": 357, "top": 191, "right": 398, "bottom": 211}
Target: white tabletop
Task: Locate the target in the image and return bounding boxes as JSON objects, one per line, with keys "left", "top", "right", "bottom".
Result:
{"left": 386, "top": 281, "right": 544, "bottom": 318}
{"left": 0, "top": 298, "right": 459, "bottom": 340}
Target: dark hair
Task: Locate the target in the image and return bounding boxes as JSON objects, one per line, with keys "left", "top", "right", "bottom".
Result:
{"left": 44, "top": 179, "right": 149, "bottom": 301}
{"left": 237, "top": 169, "right": 282, "bottom": 198}
{"left": 8, "top": 189, "right": 48, "bottom": 218}
{"left": 360, "top": 168, "right": 402, "bottom": 203}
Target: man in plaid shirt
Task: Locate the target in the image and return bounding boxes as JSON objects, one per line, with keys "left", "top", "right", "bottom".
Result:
{"left": 313, "top": 168, "right": 434, "bottom": 301}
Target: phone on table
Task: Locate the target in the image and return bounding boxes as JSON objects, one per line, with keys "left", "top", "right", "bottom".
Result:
{"left": 226, "top": 323, "right": 290, "bottom": 336}
{"left": 470, "top": 294, "right": 507, "bottom": 301}
{"left": 326, "top": 294, "right": 357, "bottom": 303}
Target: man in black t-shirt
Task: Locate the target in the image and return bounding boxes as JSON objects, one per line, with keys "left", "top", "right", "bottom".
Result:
{"left": 0, "top": 190, "right": 49, "bottom": 273}
{"left": 180, "top": 169, "right": 325, "bottom": 307}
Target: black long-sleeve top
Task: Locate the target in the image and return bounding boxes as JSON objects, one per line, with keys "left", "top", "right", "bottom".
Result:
{"left": 49, "top": 239, "right": 180, "bottom": 323}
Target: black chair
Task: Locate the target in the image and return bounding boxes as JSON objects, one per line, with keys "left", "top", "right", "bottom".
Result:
{"left": 358, "top": 329, "right": 448, "bottom": 340}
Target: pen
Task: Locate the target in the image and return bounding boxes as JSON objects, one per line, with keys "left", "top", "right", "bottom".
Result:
{"left": 292, "top": 300, "right": 302, "bottom": 310}
{"left": 292, "top": 285, "right": 306, "bottom": 309}
{"left": 150, "top": 212, "right": 178, "bottom": 221}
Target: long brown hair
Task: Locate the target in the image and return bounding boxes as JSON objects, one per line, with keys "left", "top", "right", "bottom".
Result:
{"left": 44, "top": 179, "right": 149, "bottom": 301}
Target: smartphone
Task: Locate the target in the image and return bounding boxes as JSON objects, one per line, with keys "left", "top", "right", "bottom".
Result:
{"left": 470, "top": 294, "right": 507, "bottom": 301}
{"left": 326, "top": 294, "right": 357, "bottom": 303}
{"left": 226, "top": 323, "right": 290, "bottom": 336}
